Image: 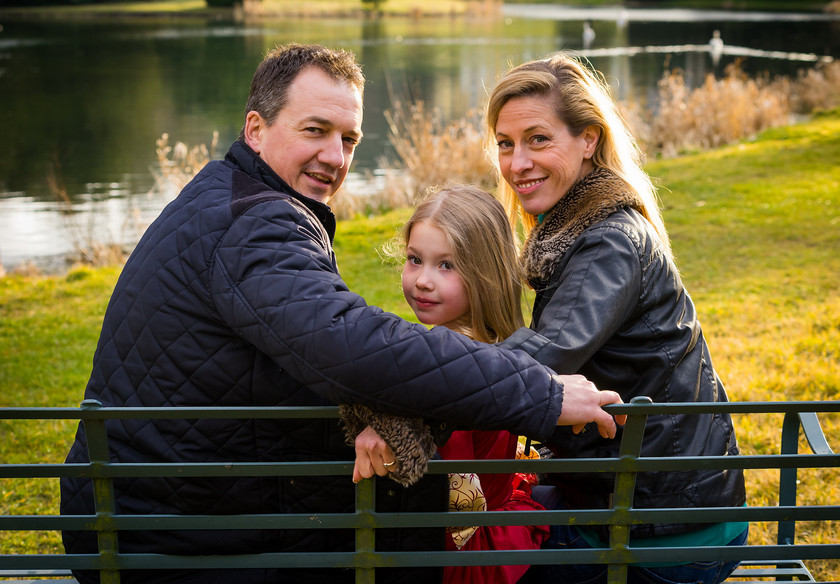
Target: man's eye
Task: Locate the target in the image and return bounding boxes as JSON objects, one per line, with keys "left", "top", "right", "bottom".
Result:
{"left": 305, "top": 127, "right": 324, "bottom": 134}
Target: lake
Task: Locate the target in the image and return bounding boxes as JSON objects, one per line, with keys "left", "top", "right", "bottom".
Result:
{"left": 1, "top": 5, "right": 838, "bottom": 271}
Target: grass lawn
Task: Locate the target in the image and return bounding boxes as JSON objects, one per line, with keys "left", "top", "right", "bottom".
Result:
{"left": 1, "top": 111, "right": 838, "bottom": 577}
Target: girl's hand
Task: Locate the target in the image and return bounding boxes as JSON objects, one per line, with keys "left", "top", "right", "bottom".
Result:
{"left": 353, "top": 425, "right": 398, "bottom": 482}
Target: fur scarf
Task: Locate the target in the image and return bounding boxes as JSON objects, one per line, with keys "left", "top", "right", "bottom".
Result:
{"left": 339, "top": 404, "right": 437, "bottom": 487}
{"left": 522, "top": 167, "right": 643, "bottom": 289}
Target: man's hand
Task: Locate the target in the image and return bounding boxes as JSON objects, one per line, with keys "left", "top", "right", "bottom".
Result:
{"left": 352, "top": 425, "right": 397, "bottom": 483}
{"left": 555, "top": 374, "right": 626, "bottom": 438}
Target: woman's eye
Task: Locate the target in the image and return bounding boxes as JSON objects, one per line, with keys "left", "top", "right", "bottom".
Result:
{"left": 532, "top": 134, "right": 549, "bottom": 144}
{"left": 496, "top": 139, "right": 512, "bottom": 149}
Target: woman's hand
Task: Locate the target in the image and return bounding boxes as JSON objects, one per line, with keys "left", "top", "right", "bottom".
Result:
{"left": 353, "top": 425, "right": 398, "bottom": 482}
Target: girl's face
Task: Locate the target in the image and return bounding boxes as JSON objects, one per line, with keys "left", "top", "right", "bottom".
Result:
{"left": 401, "top": 220, "right": 471, "bottom": 330}
{"left": 494, "top": 94, "right": 599, "bottom": 216}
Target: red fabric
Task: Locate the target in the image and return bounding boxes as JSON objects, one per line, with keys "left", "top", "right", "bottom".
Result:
{"left": 438, "top": 430, "right": 549, "bottom": 584}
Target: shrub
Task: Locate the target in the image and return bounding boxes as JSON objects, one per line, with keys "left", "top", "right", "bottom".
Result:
{"left": 786, "top": 60, "right": 840, "bottom": 114}
{"left": 648, "top": 63, "right": 790, "bottom": 158}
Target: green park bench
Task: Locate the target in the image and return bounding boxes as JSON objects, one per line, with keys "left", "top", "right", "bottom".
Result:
{"left": 1, "top": 398, "right": 838, "bottom": 583}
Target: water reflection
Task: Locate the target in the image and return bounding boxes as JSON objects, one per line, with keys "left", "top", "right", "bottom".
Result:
{"left": 0, "top": 7, "right": 837, "bottom": 271}
{"left": 504, "top": 4, "right": 840, "bottom": 23}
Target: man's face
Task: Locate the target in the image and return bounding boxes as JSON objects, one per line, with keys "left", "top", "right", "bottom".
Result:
{"left": 244, "top": 67, "right": 363, "bottom": 205}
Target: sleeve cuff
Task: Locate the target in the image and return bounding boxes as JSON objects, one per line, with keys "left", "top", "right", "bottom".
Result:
{"left": 339, "top": 404, "right": 438, "bottom": 487}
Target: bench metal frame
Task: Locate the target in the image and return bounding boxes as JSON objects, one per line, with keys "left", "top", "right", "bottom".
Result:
{"left": 1, "top": 399, "right": 838, "bottom": 583}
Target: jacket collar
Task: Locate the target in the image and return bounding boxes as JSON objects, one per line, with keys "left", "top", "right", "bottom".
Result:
{"left": 522, "top": 167, "right": 642, "bottom": 289}
{"left": 225, "top": 140, "right": 337, "bottom": 242}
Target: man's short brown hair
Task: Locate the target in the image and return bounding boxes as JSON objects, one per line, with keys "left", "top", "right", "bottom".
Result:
{"left": 239, "top": 43, "right": 365, "bottom": 140}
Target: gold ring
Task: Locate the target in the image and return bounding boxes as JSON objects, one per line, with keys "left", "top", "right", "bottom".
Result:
{"left": 383, "top": 460, "right": 396, "bottom": 467}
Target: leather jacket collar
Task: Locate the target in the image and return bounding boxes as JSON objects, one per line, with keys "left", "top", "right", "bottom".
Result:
{"left": 522, "top": 167, "right": 642, "bottom": 290}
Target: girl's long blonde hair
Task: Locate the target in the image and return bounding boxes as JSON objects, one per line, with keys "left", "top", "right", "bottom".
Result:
{"left": 485, "top": 52, "right": 672, "bottom": 260}
{"left": 401, "top": 184, "right": 525, "bottom": 343}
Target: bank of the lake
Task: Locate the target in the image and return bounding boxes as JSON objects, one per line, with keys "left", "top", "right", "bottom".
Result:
{"left": 1, "top": 109, "right": 839, "bottom": 578}
{"left": 0, "top": 0, "right": 481, "bottom": 19}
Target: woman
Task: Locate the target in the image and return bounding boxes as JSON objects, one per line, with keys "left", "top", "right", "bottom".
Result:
{"left": 488, "top": 52, "right": 748, "bottom": 584}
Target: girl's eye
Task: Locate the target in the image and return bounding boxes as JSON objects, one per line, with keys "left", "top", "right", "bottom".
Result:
{"left": 440, "top": 261, "right": 454, "bottom": 271}
{"left": 406, "top": 255, "right": 421, "bottom": 266}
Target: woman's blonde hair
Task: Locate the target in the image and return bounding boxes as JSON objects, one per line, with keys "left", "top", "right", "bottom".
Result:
{"left": 401, "top": 184, "right": 525, "bottom": 343}
{"left": 485, "top": 52, "right": 672, "bottom": 259}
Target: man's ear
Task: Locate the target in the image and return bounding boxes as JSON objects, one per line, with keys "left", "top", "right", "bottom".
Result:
{"left": 243, "top": 111, "right": 264, "bottom": 153}
{"left": 583, "top": 125, "right": 601, "bottom": 159}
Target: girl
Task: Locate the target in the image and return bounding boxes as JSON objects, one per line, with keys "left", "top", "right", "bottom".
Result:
{"left": 340, "top": 184, "right": 549, "bottom": 584}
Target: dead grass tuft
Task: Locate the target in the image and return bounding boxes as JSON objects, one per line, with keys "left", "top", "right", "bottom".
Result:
{"left": 383, "top": 99, "right": 493, "bottom": 204}
{"left": 47, "top": 153, "right": 128, "bottom": 269}
{"left": 785, "top": 60, "right": 840, "bottom": 114}
{"left": 647, "top": 62, "right": 791, "bottom": 158}
{"left": 330, "top": 169, "right": 415, "bottom": 220}
{"left": 151, "top": 131, "right": 218, "bottom": 195}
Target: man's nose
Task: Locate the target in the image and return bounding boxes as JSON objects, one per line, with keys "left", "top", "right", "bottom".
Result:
{"left": 318, "top": 135, "right": 346, "bottom": 169}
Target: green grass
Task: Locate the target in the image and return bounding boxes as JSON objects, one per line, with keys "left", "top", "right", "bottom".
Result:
{"left": 650, "top": 112, "right": 840, "bottom": 578}
{"left": 648, "top": 111, "right": 840, "bottom": 408}
{"left": 334, "top": 207, "right": 414, "bottom": 319}
{"left": 1, "top": 112, "right": 839, "bottom": 576}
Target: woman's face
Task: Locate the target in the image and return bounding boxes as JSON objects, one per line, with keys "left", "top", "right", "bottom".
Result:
{"left": 495, "top": 94, "right": 598, "bottom": 216}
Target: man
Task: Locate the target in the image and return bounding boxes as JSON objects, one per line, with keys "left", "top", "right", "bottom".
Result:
{"left": 61, "top": 43, "right": 621, "bottom": 583}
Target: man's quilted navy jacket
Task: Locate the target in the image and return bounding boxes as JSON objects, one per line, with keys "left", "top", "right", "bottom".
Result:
{"left": 60, "top": 141, "right": 565, "bottom": 583}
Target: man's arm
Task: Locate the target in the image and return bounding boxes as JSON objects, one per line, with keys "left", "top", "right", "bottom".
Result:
{"left": 212, "top": 197, "right": 570, "bottom": 439}
{"left": 352, "top": 374, "right": 624, "bottom": 482}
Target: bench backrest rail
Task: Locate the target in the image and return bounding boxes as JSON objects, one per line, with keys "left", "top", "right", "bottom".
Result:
{"left": 1, "top": 399, "right": 838, "bottom": 583}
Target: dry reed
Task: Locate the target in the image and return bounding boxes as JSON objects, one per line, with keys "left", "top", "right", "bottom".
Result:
{"left": 151, "top": 131, "right": 218, "bottom": 195}
{"left": 647, "top": 62, "right": 791, "bottom": 158}
{"left": 383, "top": 99, "right": 494, "bottom": 204}
{"left": 785, "top": 60, "right": 840, "bottom": 114}
{"left": 48, "top": 153, "right": 127, "bottom": 269}
{"left": 330, "top": 169, "right": 414, "bottom": 220}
